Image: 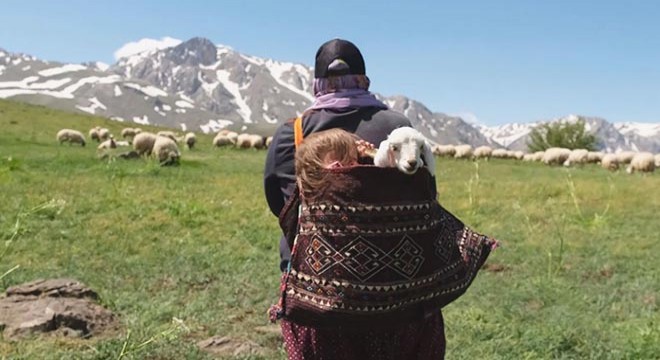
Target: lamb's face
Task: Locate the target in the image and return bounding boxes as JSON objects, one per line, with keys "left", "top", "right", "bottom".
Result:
{"left": 387, "top": 128, "right": 426, "bottom": 174}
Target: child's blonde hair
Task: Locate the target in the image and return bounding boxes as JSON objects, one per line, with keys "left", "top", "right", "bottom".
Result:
{"left": 295, "top": 128, "right": 360, "bottom": 199}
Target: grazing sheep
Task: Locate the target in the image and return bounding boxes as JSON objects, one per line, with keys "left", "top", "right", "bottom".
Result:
{"left": 454, "top": 145, "right": 473, "bottom": 159}
{"left": 152, "top": 136, "right": 181, "bottom": 166}
{"left": 213, "top": 133, "right": 234, "bottom": 147}
{"left": 236, "top": 133, "right": 252, "bottom": 148}
{"left": 616, "top": 151, "right": 636, "bottom": 164}
{"left": 248, "top": 134, "right": 266, "bottom": 149}
{"left": 89, "top": 127, "right": 101, "bottom": 142}
{"left": 531, "top": 151, "right": 545, "bottom": 162}
{"left": 564, "top": 149, "right": 589, "bottom": 166}
{"left": 626, "top": 152, "right": 655, "bottom": 174}
{"left": 132, "top": 132, "right": 158, "bottom": 155}
{"left": 655, "top": 154, "right": 660, "bottom": 168}
{"left": 374, "top": 127, "right": 435, "bottom": 176}
{"left": 121, "top": 127, "right": 140, "bottom": 140}
{"left": 98, "top": 128, "right": 111, "bottom": 141}
{"left": 156, "top": 131, "right": 179, "bottom": 142}
{"left": 473, "top": 146, "right": 493, "bottom": 159}
{"left": 265, "top": 136, "right": 273, "bottom": 148}
{"left": 491, "top": 149, "right": 508, "bottom": 159}
{"left": 542, "top": 147, "right": 571, "bottom": 166}
{"left": 57, "top": 129, "right": 86, "bottom": 146}
{"left": 97, "top": 135, "right": 117, "bottom": 150}
{"left": 513, "top": 151, "right": 525, "bottom": 160}
{"left": 587, "top": 151, "right": 604, "bottom": 164}
{"left": 601, "top": 154, "right": 619, "bottom": 171}
{"left": 184, "top": 132, "right": 196, "bottom": 149}
{"left": 433, "top": 145, "right": 455, "bottom": 157}
{"left": 523, "top": 154, "right": 535, "bottom": 162}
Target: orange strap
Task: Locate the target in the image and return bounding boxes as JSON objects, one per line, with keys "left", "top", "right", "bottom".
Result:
{"left": 293, "top": 116, "right": 303, "bottom": 149}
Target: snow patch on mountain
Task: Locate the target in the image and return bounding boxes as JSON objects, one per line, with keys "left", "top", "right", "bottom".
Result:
{"left": 38, "top": 64, "right": 87, "bottom": 77}
{"left": 216, "top": 69, "right": 252, "bottom": 123}
{"left": 123, "top": 82, "right": 168, "bottom": 97}
{"left": 614, "top": 122, "right": 660, "bottom": 138}
{"left": 114, "top": 37, "right": 182, "bottom": 60}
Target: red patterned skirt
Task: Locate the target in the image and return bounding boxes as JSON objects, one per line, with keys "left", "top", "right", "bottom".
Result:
{"left": 281, "top": 311, "right": 445, "bottom": 360}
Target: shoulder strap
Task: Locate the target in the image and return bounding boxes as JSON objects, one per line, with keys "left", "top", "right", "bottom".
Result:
{"left": 293, "top": 116, "right": 303, "bottom": 149}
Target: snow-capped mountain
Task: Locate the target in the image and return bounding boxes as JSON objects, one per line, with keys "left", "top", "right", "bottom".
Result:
{"left": 478, "top": 115, "right": 660, "bottom": 153}
{"left": 1, "top": 38, "right": 659, "bottom": 152}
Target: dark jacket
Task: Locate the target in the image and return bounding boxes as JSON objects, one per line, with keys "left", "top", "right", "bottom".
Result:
{"left": 264, "top": 107, "right": 413, "bottom": 270}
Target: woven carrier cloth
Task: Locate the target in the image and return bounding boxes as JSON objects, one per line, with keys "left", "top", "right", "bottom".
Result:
{"left": 277, "top": 165, "right": 496, "bottom": 329}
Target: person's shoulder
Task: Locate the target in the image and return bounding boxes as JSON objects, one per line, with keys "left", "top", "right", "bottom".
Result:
{"left": 373, "top": 108, "right": 412, "bottom": 126}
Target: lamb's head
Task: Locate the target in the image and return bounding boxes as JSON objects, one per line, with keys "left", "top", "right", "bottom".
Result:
{"left": 374, "top": 127, "right": 435, "bottom": 176}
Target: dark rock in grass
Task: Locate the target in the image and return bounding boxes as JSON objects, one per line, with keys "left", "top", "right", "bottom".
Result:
{"left": 0, "top": 278, "right": 117, "bottom": 340}
{"left": 197, "top": 335, "right": 265, "bottom": 357}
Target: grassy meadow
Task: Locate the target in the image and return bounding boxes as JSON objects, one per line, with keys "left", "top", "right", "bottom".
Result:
{"left": 0, "top": 99, "right": 658, "bottom": 359}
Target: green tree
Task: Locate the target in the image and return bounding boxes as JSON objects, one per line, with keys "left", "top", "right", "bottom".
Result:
{"left": 527, "top": 118, "right": 597, "bottom": 152}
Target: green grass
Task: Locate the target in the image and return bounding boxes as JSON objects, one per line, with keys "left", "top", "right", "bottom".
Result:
{"left": 0, "top": 99, "right": 658, "bottom": 359}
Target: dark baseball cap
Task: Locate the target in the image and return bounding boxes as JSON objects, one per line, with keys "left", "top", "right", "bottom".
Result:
{"left": 314, "top": 39, "right": 366, "bottom": 78}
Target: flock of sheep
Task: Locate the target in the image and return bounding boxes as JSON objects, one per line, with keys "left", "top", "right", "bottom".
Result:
{"left": 55, "top": 126, "right": 273, "bottom": 166}
{"left": 56, "top": 127, "right": 193, "bottom": 165}
{"left": 55, "top": 126, "right": 658, "bottom": 173}
{"left": 431, "top": 144, "right": 659, "bottom": 174}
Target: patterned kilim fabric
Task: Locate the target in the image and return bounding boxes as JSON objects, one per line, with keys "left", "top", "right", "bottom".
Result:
{"left": 276, "top": 166, "right": 497, "bottom": 328}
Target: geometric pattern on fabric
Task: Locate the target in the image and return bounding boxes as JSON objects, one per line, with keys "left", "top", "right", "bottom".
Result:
{"left": 304, "top": 234, "right": 425, "bottom": 281}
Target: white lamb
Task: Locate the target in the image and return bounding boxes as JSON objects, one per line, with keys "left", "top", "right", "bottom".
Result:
{"left": 248, "top": 134, "right": 266, "bottom": 149}
{"left": 626, "top": 152, "right": 655, "bottom": 174}
{"left": 132, "top": 132, "right": 158, "bottom": 155}
{"left": 152, "top": 136, "right": 181, "bottom": 166}
{"left": 374, "top": 127, "right": 435, "bottom": 176}
{"left": 236, "top": 133, "right": 252, "bottom": 148}
{"left": 491, "top": 149, "right": 508, "bottom": 159}
{"left": 121, "top": 127, "right": 140, "bottom": 140}
{"left": 56, "top": 129, "right": 86, "bottom": 146}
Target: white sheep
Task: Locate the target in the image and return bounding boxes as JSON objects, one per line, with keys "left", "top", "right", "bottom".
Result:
{"left": 626, "top": 152, "right": 655, "bottom": 174}
{"left": 236, "top": 133, "right": 252, "bottom": 148}
{"left": 98, "top": 128, "right": 111, "bottom": 141}
{"left": 97, "top": 136, "right": 117, "bottom": 150}
{"left": 152, "top": 135, "right": 181, "bottom": 166}
{"left": 513, "top": 151, "right": 525, "bottom": 160}
{"left": 601, "top": 154, "right": 619, "bottom": 171}
{"left": 453, "top": 145, "right": 473, "bottom": 159}
{"left": 491, "top": 149, "right": 508, "bottom": 159}
{"left": 563, "top": 149, "right": 589, "bottom": 166}
{"left": 248, "top": 134, "right": 266, "bottom": 149}
{"left": 132, "top": 132, "right": 158, "bottom": 155}
{"left": 184, "top": 132, "right": 196, "bottom": 150}
{"left": 213, "top": 134, "right": 233, "bottom": 147}
{"left": 121, "top": 127, "right": 139, "bottom": 140}
{"left": 89, "top": 127, "right": 101, "bottom": 142}
{"left": 542, "top": 147, "right": 571, "bottom": 166}
{"left": 655, "top": 154, "right": 660, "bottom": 168}
{"left": 265, "top": 136, "right": 273, "bottom": 148}
{"left": 56, "top": 129, "right": 86, "bottom": 147}
{"left": 157, "top": 131, "right": 179, "bottom": 143}
{"left": 374, "top": 127, "right": 435, "bottom": 176}
{"left": 586, "top": 151, "right": 604, "bottom": 164}
{"left": 473, "top": 146, "right": 493, "bottom": 159}
{"left": 433, "top": 145, "right": 455, "bottom": 157}
{"left": 616, "top": 151, "right": 636, "bottom": 164}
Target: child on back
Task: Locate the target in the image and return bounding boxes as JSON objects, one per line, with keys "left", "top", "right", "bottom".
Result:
{"left": 294, "top": 128, "right": 374, "bottom": 200}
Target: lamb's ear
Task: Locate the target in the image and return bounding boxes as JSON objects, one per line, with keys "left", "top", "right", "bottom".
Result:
{"left": 423, "top": 141, "right": 436, "bottom": 176}
{"left": 374, "top": 140, "right": 391, "bottom": 167}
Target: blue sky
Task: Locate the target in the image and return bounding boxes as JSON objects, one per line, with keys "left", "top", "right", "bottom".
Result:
{"left": 1, "top": 0, "right": 659, "bottom": 125}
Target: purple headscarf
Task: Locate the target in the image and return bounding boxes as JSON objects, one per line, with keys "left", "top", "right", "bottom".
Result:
{"left": 307, "top": 74, "right": 387, "bottom": 111}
